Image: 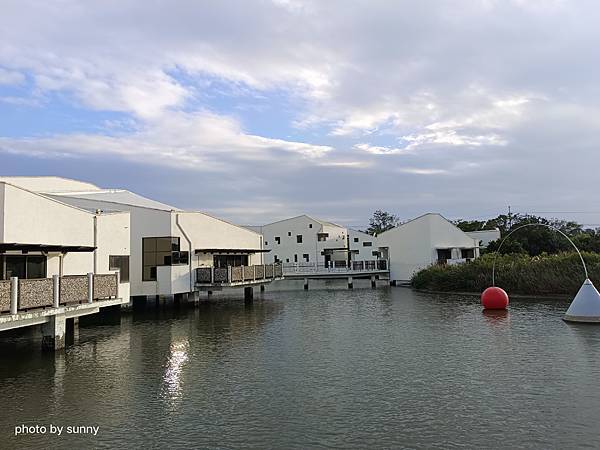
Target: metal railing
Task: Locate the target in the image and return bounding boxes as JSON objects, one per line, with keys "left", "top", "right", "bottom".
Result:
{"left": 282, "top": 259, "right": 388, "bottom": 275}
{"left": 195, "top": 263, "right": 283, "bottom": 285}
{"left": 0, "top": 273, "right": 119, "bottom": 315}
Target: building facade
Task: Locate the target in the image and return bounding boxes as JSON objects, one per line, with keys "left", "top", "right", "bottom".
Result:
{"left": 249, "top": 215, "right": 383, "bottom": 268}
{"left": 0, "top": 177, "right": 271, "bottom": 298}
{"left": 377, "top": 213, "right": 480, "bottom": 283}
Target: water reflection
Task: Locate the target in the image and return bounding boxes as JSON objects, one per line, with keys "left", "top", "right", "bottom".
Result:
{"left": 161, "top": 340, "right": 189, "bottom": 405}
{"left": 482, "top": 309, "right": 510, "bottom": 327}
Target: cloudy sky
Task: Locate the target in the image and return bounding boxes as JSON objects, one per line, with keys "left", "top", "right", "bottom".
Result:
{"left": 1, "top": 0, "right": 599, "bottom": 227}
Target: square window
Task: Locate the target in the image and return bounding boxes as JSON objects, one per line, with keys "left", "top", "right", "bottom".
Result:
{"left": 297, "top": 235, "right": 303, "bottom": 243}
{"left": 265, "top": 241, "right": 268, "bottom": 246}
{"left": 354, "top": 237, "right": 359, "bottom": 243}
{"left": 286, "top": 258, "right": 290, "bottom": 263}
{"left": 275, "top": 237, "right": 281, "bottom": 244}
{"left": 309, "top": 224, "right": 313, "bottom": 228}
{"left": 288, "top": 231, "right": 292, "bottom": 236}
{"left": 303, "top": 253, "right": 309, "bottom": 262}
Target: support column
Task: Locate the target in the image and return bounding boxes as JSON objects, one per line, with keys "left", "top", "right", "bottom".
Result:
{"left": 53, "top": 275, "right": 60, "bottom": 308}
{"left": 304, "top": 278, "right": 309, "bottom": 290}
{"left": 41, "top": 313, "right": 66, "bottom": 351}
{"left": 190, "top": 291, "right": 200, "bottom": 305}
{"left": 390, "top": 280, "right": 397, "bottom": 287}
{"left": 207, "top": 290, "right": 213, "bottom": 300}
{"left": 260, "top": 284, "right": 265, "bottom": 292}
{"left": 371, "top": 275, "right": 376, "bottom": 289}
{"left": 348, "top": 276, "right": 353, "bottom": 289}
{"left": 244, "top": 286, "right": 254, "bottom": 303}
{"left": 87, "top": 272, "right": 94, "bottom": 304}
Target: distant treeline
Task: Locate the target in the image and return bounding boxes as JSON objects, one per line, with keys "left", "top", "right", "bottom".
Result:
{"left": 412, "top": 252, "right": 600, "bottom": 296}
{"left": 454, "top": 213, "right": 600, "bottom": 255}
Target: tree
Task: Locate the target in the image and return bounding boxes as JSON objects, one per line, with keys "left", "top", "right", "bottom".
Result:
{"left": 366, "top": 210, "right": 400, "bottom": 235}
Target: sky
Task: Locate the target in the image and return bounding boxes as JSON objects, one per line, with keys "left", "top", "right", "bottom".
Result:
{"left": 1, "top": 0, "right": 600, "bottom": 228}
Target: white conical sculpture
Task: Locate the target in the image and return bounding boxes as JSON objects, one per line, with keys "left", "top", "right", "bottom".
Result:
{"left": 564, "top": 279, "right": 600, "bottom": 323}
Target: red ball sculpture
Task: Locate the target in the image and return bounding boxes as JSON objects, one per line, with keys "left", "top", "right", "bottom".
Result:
{"left": 481, "top": 286, "right": 509, "bottom": 310}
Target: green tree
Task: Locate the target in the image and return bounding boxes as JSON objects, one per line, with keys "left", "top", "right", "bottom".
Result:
{"left": 366, "top": 210, "right": 400, "bottom": 235}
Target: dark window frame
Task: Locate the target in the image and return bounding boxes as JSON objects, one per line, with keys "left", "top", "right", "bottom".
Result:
{"left": 142, "top": 236, "right": 184, "bottom": 281}
{"left": 109, "top": 255, "right": 130, "bottom": 282}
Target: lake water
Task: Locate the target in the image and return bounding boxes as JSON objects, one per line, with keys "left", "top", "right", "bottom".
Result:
{"left": 1, "top": 285, "right": 600, "bottom": 449}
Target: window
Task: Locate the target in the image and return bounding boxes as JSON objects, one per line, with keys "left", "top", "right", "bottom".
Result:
{"left": 109, "top": 255, "right": 130, "bottom": 282}
{"left": 462, "top": 249, "right": 475, "bottom": 259}
{"left": 288, "top": 231, "right": 292, "bottom": 236}
{"left": 142, "top": 237, "right": 183, "bottom": 281}
{"left": 317, "top": 233, "right": 328, "bottom": 242}
{"left": 294, "top": 254, "right": 298, "bottom": 263}
{"left": 354, "top": 237, "right": 359, "bottom": 243}
{"left": 286, "top": 258, "right": 290, "bottom": 263}
{"left": 274, "top": 255, "right": 279, "bottom": 262}
{"left": 213, "top": 255, "right": 248, "bottom": 268}
{"left": 1, "top": 255, "right": 47, "bottom": 280}
{"left": 265, "top": 241, "right": 268, "bottom": 246}
{"left": 297, "top": 235, "right": 303, "bottom": 243}
{"left": 363, "top": 242, "right": 372, "bottom": 247}
{"left": 303, "top": 253, "right": 309, "bottom": 262}
{"left": 309, "top": 223, "right": 313, "bottom": 228}
{"left": 275, "top": 237, "right": 281, "bottom": 244}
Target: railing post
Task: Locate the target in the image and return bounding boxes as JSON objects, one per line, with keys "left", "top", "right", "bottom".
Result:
{"left": 228, "top": 266, "right": 232, "bottom": 283}
{"left": 53, "top": 275, "right": 60, "bottom": 308}
{"left": 254, "top": 265, "right": 256, "bottom": 281}
{"left": 211, "top": 267, "right": 214, "bottom": 284}
{"left": 87, "top": 272, "right": 94, "bottom": 304}
{"left": 115, "top": 270, "right": 120, "bottom": 299}
{"left": 10, "top": 276, "right": 18, "bottom": 315}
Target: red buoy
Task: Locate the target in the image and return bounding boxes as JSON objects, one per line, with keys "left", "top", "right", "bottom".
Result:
{"left": 481, "top": 286, "right": 509, "bottom": 310}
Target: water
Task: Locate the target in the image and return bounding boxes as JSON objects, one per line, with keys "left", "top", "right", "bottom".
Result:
{"left": 1, "top": 286, "right": 600, "bottom": 449}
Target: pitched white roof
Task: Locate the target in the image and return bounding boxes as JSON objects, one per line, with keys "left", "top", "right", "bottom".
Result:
{"left": 0, "top": 176, "right": 100, "bottom": 193}
{"left": 50, "top": 189, "right": 180, "bottom": 211}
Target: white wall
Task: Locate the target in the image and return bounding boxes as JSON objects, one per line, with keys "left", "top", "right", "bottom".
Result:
{"left": 348, "top": 229, "right": 378, "bottom": 260}
{"left": 2, "top": 183, "right": 94, "bottom": 247}
{"left": 258, "top": 215, "right": 349, "bottom": 265}
{"left": 466, "top": 229, "right": 501, "bottom": 247}
{"left": 378, "top": 214, "right": 479, "bottom": 282}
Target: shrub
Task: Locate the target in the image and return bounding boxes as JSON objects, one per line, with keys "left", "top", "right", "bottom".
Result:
{"left": 411, "top": 252, "right": 600, "bottom": 295}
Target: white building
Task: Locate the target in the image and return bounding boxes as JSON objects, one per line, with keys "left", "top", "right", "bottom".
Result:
{"left": 466, "top": 229, "right": 501, "bottom": 248}
{"left": 377, "top": 213, "right": 480, "bottom": 283}
{"left": 5, "top": 177, "right": 273, "bottom": 298}
{"left": 249, "top": 215, "right": 382, "bottom": 268}
{"left": 0, "top": 179, "right": 130, "bottom": 348}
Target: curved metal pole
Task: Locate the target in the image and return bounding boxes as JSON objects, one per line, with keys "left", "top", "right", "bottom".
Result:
{"left": 492, "top": 223, "right": 588, "bottom": 286}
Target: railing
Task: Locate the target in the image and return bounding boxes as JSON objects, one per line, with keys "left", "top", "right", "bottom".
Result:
{"left": 195, "top": 263, "right": 283, "bottom": 285}
{"left": 283, "top": 259, "right": 388, "bottom": 275}
{"left": 0, "top": 273, "right": 119, "bottom": 315}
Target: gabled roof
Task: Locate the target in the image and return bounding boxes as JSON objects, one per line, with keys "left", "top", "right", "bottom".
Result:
{"left": 258, "top": 214, "right": 345, "bottom": 229}
{"left": 378, "top": 213, "right": 473, "bottom": 238}
{"left": 0, "top": 176, "right": 101, "bottom": 193}
{"left": 49, "top": 189, "right": 180, "bottom": 212}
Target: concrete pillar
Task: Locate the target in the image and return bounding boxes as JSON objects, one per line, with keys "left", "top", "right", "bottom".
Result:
{"left": 190, "top": 291, "right": 200, "bottom": 305}
{"left": 41, "top": 313, "right": 66, "bottom": 351}
{"left": 244, "top": 286, "right": 254, "bottom": 303}
{"left": 348, "top": 276, "right": 353, "bottom": 289}
{"left": 304, "top": 278, "right": 309, "bottom": 290}
{"left": 260, "top": 284, "right": 265, "bottom": 292}
{"left": 53, "top": 275, "right": 60, "bottom": 308}
{"left": 371, "top": 275, "right": 376, "bottom": 289}
{"left": 87, "top": 272, "right": 94, "bottom": 304}
{"left": 65, "top": 317, "right": 79, "bottom": 345}
{"left": 10, "top": 276, "right": 18, "bottom": 315}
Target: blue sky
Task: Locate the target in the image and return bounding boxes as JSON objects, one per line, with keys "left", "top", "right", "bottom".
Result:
{"left": 2, "top": 0, "right": 600, "bottom": 227}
